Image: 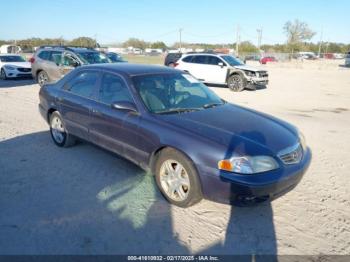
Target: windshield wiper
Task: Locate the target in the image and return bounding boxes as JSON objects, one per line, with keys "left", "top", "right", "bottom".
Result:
{"left": 202, "top": 102, "right": 224, "bottom": 109}
{"left": 156, "top": 108, "right": 202, "bottom": 115}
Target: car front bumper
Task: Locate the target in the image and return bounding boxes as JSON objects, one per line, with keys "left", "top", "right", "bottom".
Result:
{"left": 198, "top": 148, "right": 311, "bottom": 205}
{"left": 3, "top": 68, "right": 32, "bottom": 78}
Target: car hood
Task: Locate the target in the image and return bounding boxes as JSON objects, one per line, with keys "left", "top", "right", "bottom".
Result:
{"left": 3, "top": 62, "right": 31, "bottom": 68}
{"left": 159, "top": 103, "right": 298, "bottom": 155}
{"left": 233, "top": 64, "right": 263, "bottom": 72}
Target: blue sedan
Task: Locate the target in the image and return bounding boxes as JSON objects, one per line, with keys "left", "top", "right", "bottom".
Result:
{"left": 38, "top": 64, "right": 311, "bottom": 207}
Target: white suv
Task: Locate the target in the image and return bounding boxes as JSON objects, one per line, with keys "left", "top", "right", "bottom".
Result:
{"left": 175, "top": 53, "right": 268, "bottom": 92}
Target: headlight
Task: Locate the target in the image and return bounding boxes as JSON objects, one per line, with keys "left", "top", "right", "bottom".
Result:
{"left": 218, "top": 155, "right": 279, "bottom": 174}
{"left": 244, "top": 70, "right": 256, "bottom": 77}
{"left": 4, "top": 65, "right": 16, "bottom": 70}
{"left": 298, "top": 131, "right": 307, "bottom": 151}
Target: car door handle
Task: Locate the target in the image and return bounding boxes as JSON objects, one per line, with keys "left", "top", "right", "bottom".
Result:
{"left": 57, "top": 97, "right": 63, "bottom": 102}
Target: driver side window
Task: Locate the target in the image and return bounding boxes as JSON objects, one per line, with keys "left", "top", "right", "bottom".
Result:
{"left": 62, "top": 53, "right": 79, "bottom": 67}
{"left": 98, "top": 73, "right": 133, "bottom": 105}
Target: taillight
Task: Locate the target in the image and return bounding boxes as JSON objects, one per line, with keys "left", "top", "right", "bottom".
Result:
{"left": 173, "top": 62, "right": 179, "bottom": 67}
{"left": 29, "top": 57, "right": 35, "bottom": 63}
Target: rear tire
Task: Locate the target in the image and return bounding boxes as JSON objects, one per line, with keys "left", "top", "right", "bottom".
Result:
{"left": 37, "top": 70, "right": 49, "bottom": 87}
{"left": 49, "top": 111, "right": 76, "bottom": 147}
{"left": 227, "top": 74, "right": 246, "bottom": 92}
{"left": 0, "top": 69, "right": 7, "bottom": 80}
{"left": 155, "top": 148, "right": 202, "bottom": 207}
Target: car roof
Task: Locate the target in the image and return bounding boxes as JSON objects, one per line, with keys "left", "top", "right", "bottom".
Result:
{"left": 0, "top": 54, "right": 21, "bottom": 56}
{"left": 80, "top": 63, "right": 182, "bottom": 76}
{"left": 183, "top": 53, "right": 227, "bottom": 57}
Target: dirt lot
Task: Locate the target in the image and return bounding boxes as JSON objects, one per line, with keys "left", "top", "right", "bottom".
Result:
{"left": 0, "top": 60, "right": 350, "bottom": 255}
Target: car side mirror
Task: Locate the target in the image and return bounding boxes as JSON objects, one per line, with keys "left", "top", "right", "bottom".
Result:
{"left": 218, "top": 62, "right": 224, "bottom": 68}
{"left": 111, "top": 101, "right": 137, "bottom": 113}
{"left": 72, "top": 61, "right": 80, "bottom": 68}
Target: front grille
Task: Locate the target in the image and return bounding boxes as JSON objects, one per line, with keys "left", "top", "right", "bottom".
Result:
{"left": 258, "top": 71, "right": 268, "bottom": 78}
{"left": 278, "top": 144, "right": 303, "bottom": 165}
{"left": 17, "top": 68, "right": 31, "bottom": 72}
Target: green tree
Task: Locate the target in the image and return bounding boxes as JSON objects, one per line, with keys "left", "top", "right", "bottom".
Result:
{"left": 122, "top": 38, "right": 147, "bottom": 50}
{"left": 283, "top": 19, "right": 315, "bottom": 54}
{"left": 150, "top": 41, "right": 167, "bottom": 50}
{"left": 69, "top": 37, "right": 97, "bottom": 48}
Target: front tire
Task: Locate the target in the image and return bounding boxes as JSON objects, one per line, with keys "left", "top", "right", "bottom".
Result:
{"left": 227, "top": 74, "right": 246, "bottom": 92}
{"left": 0, "top": 68, "right": 7, "bottom": 80}
{"left": 49, "top": 111, "right": 76, "bottom": 147}
{"left": 155, "top": 148, "right": 203, "bottom": 207}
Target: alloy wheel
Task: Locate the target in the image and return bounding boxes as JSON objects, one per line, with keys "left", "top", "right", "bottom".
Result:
{"left": 50, "top": 115, "right": 65, "bottom": 144}
{"left": 38, "top": 71, "right": 48, "bottom": 86}
{"left": 229, "top": 75, "right": 243, "bottom": 91}
{"left": 159, "top": 160, "right": 190, "bottom": 201}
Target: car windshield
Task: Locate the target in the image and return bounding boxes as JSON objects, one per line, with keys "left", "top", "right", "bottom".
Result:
{"left": 0, "top": 55, "right": 26, "bottom": 62}
{"left": 220, "top": 55, "right": 244, "bottom": 66}
{"left": 77, "top": 52, "right": 111, "bottom": 64}
{"left": 132, "top": 73, "right": 225, "bottom": 114}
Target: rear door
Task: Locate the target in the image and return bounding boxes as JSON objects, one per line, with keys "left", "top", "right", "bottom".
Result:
{"left": 36, "top": 50, "right": 60, "bottom": 81}
{"left": 190, "top": 55, "right": 210, "bottom": 82}
{"left": 58, "top": 70, "right": 100, "bottom": 141}
{"left": 46, "top": 50, "right": 63, "bottom": 81}
{"left": 89, "top": 72, "right": 143, "bottom": 163}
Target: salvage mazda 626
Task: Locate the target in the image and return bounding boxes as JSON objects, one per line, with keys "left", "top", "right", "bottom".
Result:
{"left": 39, "top": 64, "right": 311, "bottom": 207}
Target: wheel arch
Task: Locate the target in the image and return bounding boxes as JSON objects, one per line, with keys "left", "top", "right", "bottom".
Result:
{"left": 149, "top": 145, "right": 204, "bottom": 195}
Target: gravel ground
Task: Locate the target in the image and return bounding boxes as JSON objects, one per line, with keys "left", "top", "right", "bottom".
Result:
{"left": 0, "top": 60, "right": 350, "bottom": 255}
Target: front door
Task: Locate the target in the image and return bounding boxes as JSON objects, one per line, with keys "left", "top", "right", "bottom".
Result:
{"left": 205, "top": 56, "right": 228, "bottom": 84}
{"left": 89, "top": 72, "right": 142, "bottom": 163}
{"left": 59, "top": 52, "right": 80, "bottom": 77}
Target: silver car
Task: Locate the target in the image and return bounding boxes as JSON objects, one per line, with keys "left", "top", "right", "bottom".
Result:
{"left": 31, "top": 46, "right": 111, "bottom": 86}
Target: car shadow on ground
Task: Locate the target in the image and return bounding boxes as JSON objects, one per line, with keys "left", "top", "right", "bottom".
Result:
{"left": 0, "top": 131, "right": 277, "bottom": 258}
{"left": 0, "top": 77, "right": 35, "bottom": 88}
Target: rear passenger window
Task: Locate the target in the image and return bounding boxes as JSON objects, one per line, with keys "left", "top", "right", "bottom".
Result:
{"left": 182, "top": 56, "right": 193, "bottom": 63}
{"left": 192, "top": 56, "right": 207, "bottom": 64}
{"left": 99, "top": 73, "right": 133, "bottom": 105}
{"left": 38, "top": 51, "right": 50, "bottom": 61}
{"left": 67, "top": 71, "right": 99, "bottom": 98}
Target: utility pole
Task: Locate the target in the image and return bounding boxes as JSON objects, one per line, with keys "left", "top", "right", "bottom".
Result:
{"left": 235, "top": 25, "right": 240, "bottom": 56}
{"left": 318, "top": 28, "right": 323, "bottom": 57}
{"left": 257, "top": 28, "right": 262, "bottom": 50}
{"left": 94, "top": 34, "right": 98, "bottom": 48}
{"left": 179, "top": 28, "right": 183, "bottom": 52}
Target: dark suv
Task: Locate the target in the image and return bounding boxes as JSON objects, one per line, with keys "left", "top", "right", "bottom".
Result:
{"left": 31, "top": 46, "right": 111, "bottom": 86}
{"left": 164, "top": 52, "right": 183, "bottom": 67}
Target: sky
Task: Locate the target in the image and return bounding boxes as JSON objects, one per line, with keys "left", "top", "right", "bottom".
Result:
{"left": 1, "top": 0, "right": 349, "bottom": 45}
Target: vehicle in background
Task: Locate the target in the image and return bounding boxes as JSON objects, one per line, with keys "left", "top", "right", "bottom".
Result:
{"left": 324, "top": 53, "right": 335, "bottom": 59}
{"left": 106, "top": 52, "right": 127, "bottom": 63}
{"left": 244, "top": 54, "right": 261, "bottom": 62}
{"left": 164, "top": 52, "right": 183, "bottom": 67}
{"left": 298, "top": 52, "right": 317, "bottom": 60}
{"left": 38, "top": 64, "right": 311, "bottom": 207}
{"left": 0, "top": 54, "right": 32, "bottom": 79}
{"left": 345, "top": 52, "right": 350, "bottom": 66}
{"left": 0, "top": 45, "right": 21, "bottom": 54}
{"left": 31, "top": 46, "right": 111, "bottom": 87}
{"left": 260, "top": 56, "right": 277, "bottom": 64}
{"left": 176, "top": 53, "right": 268, "bottom": 92}
{"left": 333, "top": 53, "right": 345, "bottom": 59}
